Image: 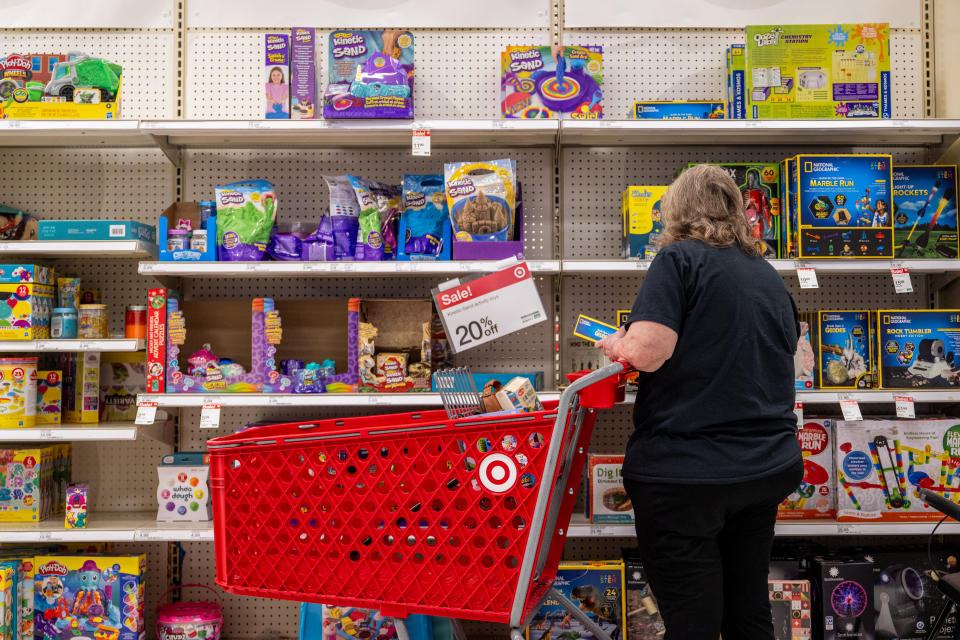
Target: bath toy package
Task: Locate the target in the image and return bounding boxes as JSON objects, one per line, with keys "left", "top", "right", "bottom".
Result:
{"left": 892, "top": 164, "right": 959, "bottom": 259}
{"left": 323, "top": 30, "right": 414, "bottom": 119}
{"left": 214, "top": 180, "right": 278, "bottom": 261}
{"left": 501, "top": 46, "right": 603, "bottom": 119}
{"left": 444, "top": 160, "right": 517, "bottom": 243}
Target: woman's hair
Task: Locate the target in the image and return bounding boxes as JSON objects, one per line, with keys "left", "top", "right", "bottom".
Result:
{"left": 657, "top": 163, "right": 765, "bottom": 256}
{"left": 269, "top": 67, "right": 285, "bottom": 84}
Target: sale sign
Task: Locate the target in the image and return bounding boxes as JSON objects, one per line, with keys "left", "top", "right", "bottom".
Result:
{"left": 432, "top": 261, "right": 546, "bottom": 353}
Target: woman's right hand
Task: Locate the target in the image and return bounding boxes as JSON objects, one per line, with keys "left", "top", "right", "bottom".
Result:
{"left": 595, "top": 326, "right": 625, "bottom": 360}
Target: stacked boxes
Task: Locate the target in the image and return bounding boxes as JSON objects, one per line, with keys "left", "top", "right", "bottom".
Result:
{"left": 0, "top": 266, "right": 54, "bottom": 340}
{"left": 0, "top": 445, "right": 70, "bottom": 523}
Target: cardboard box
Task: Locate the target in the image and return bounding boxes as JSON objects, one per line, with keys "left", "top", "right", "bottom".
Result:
{"left": 35, "top": 371, "right": 61, "bottom": 426}
{"left": 746, "top": 24, "right": 890, "bottom": 120}
{"left": 809, "top": 556, "right": 874, "bottom": 640}
{"left": 0, "top": 52, "right": 122, "bottom": 120}
{"left": 0, "top": 265, "right": 54, "bottom": 340}
{"left": 358, "top": 299, "right": 433, "bottom": 393}
{"left": 264, "top": 33, "right": 290, "bottom": 119}
{"left": 157, "top": 465, "right": 210, "bottom": 521}
{"left": 0, "top": 561, "right": 17, "bottom": 640}
{"left": 877, "top": 310, "right": 960, "bottom": 389}
{"left": 290, "top": 27, "right": 316, "bottom": 120}
{"left": 324, "top": 30, "right": 414, "bottom": 119}
{"left": 817, "top": 311, "right": 876, "bottom": 389}
{"left": 795, "top": 312, "right": 815, "bottom": 391}
{"left": 631, "top": 101, "right": 723, "bottom": 119}
{"left": 157, "top": 202, "right": 217, "bottom": 262}
{"left": 697, "top": 163, "right": 781, "bottom": 257}
{"left": 99, "top": 353, "right": 144, "bottom": 422}
{"left": 0, "top": 446, "right": 57, "bottom": 522}
{"left": 778, "top": 419, "right": 835, "bottom": 520}
{"left": 769, "top": 579, "right": 812, "bottom": 639}
{"left": 527, "top": 561, "right": 625, "bottom": 640}
{"left": 495, "top": 376, "right": 542, "bottom": 413}
{"left": 61, "top": 352, "right": 99, "bottom": 423}
{"left": 728, "top": 45, "right": 746, "bottom": 119}
{"left": 502, "top": 46, "right": 602, "bottom": 120}
{"left": 37, "top": 220, "right": 155, "bottom": 243}
{"left": 624, "top": 551, "right": 665, "bottom": 640}
{"left": 622, "top": 186, "right": 667, "bottom": 259}
{"left": 869, "top": 547, "right": 960, "bottom": 640}
{"left": 586, "top": 455, "right": 633, "bottom": 524}
{"left": 64, "top": 484, "right": 87, "bottom": 529}
{"left": 892, "top": 165, "right": 959, "bottom": 259}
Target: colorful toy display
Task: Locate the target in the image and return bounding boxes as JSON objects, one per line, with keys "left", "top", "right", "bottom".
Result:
{"left": 323, "top": 30, "right": 414, "bottom": 119}
{"left": 65, "top": 484, "right": 87, "bottom": 529}
{"left": 769, "top": 580, "right": 812, "bottom": 639}
{"left": 36, "top": 220, "right": 154, "bottom": 243}
{"left": 892, "top": 165, "right": 959, "bottom": 259}
{"left": 696, "top": 163, "right": 781, "bottom": 257}
{"left": 0, "top": 445, "right": 70, "bottom": 522}
{"left": 158, "top": 202, "right": 218, "bottom": 263}
{"left": 99, "top": 353, "right": 144, "bottom": 422}
{"left": 33, "top": 554, "right": 145, "bottom": 640}
{"left": 795, "top": 154, "right": 894, "bottom": 258}
{"left": 0, "top": 561, "right": 18, "bottom": 640}
{"left": 290, "top": 27, "right": 316, "bottom": 120}
{"left": 726, "top": 44, "right": 746, "bottom": 119}
{"left": 357, "top": 299, "right": 433, "bottom": 393}
{"left": 264, "top": 34, "right": 290, "bottom": 119}
{"left": 586, "top": 454, "right": 633, "bottom": 524}
{"left": 795, "top": 313, "right": 815, "bottom": 391}
{"left": 810, "top": 556, "right": 874, "bottom": 640}
{"left": 61, "top": 352, "right": 99, "bottom": 423}
{"left": 157, "top": 462, "right": 210, "bottom": 521}
{"left": 745, "top": 24, "right": 890, "bottom": 120}
{"left": 502, "top": 46, "right": 603, "bottom": 120}
{"left": 621, "top": 186, "right": 666, "bottom": 259}
{"left": 445, "top": 159, "right": 518, "bottom": 245}
{"left": 817, "top": 311, "right": 875, "bottom": 389}
{"left": 631, "top": 101, "right": 723, "bottom": 119}
{"left": 214, "top": 181, "right": 277, "bottom": 261}
{"left": 0, "top": 358, "right": 36, "bottom": 429}
{"left": 527, "top": 561, "right": 625, "bottom": 640}
{"left": 877, "top": 310, "right": 960, "bottom": 389}
{"left": 0, "top": 265, "right": 54, "bottom": 340}
{"left": 869, "top": 547, "right": 960, "bottom": 640}
{"left": 779, "top": 419, "right": 836, "bottom": 520}
{"left": 399, "top": 174, "right": 452, "bottom": 260}
{"left": 0, "top": 52, "right": 122, "bottom": 120}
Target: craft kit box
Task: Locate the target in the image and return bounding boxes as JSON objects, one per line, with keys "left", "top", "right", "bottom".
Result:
{"left": 37, "top": 220, "right": 155, "bottom": 243}
{"left": 769, "top": 580, "right": 812, "bottom": 640}
{"left": 0, "top": 265, "right": 54, "bottom": 340}
{"left": 622, "top": 186, "right": 667, "bottom": 259}
{"left": 877, "top": 310, "right": 960, "bottom": 389}
{"left": 527, "top": 561, "right": 625, "bottom": 640}
{"left": 99, "top": 353, "right": 145, "bottom": 422}
{"left": 65, "top": 484, "right": 87, "bottom": 529}
{"left": 61, "top": 352, "right": 100, "bottom": 423}
{"left": 33, "top": 554, "right": 145, "bottom": 640}
{"left": 835, "top": 419, "right": 960, "bottom": 522}
{"left": 290, "top": 27, "right": 316, "bottom": 120}
{"left": 746, "top": 24, "right": 891, "bottom": 120}
{"left": 869, "top": 547, "right": 960, "bottom": 640}
{"left": 157, "top": 464, "right": 210, "bottom": 522}
{"left": 631, "top": 101, "right": 723, "bottom": 120}
{"left": 264, "top": 33, "right": 290, "bottom": 119}
{"left": 324, "top": 30, "right": 414, "bottom": 119}
{"left": 817, "top": 311, "right": 875, "bottom": 390}
{"left": 779, "top": 419, "right": 835, "bottom": 520}
{"left": 0, "top": 446, "right": 59, "bottom": 522}
{"left": 795, "top": 154, "right": 894, "bottom": 259}
{"left": 502, "top": 46, "right": 603, "bottom": 120}
{"left": 892, "top": 165, "right": 958, "bottom": 259}
{"left": 696, "top": 163, "right": 781, "bottom": 257}
{"left": 35, "top": 371, "right": 61, "bottom": 426}
{"left": 809, "top": 556, "right": 875, "bottom": 640}
{"left": 585, "top": 455, "right": 634, "bottom": 524}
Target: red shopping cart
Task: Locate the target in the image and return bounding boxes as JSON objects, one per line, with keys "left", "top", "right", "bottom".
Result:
{"left": 208, "top": 363, "right": 630, "bottom": 640}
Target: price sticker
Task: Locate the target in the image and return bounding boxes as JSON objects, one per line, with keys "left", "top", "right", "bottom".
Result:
{"left": 636, "top": 261, "right": 651, "bottom": 271}
{"left": 39, "top": 430, "right": 54, "bottom": 440}
{"left": 135, "top": 401, "right": 158, "bottom": 425}
{"left": 137, "top": 529, "right": 166, "bottom": 541}
{"left": 796, "top": 267, "right": 819, "bottom": 289}
{"left": 248, "top": 120, "right": 264, "bottom": 129}
{"left": 891, "top": 267, "right": 913, "bottom": 293}
{"left": 840, "top": 399, "right": 863, "bottom": 421}
{"left": 794, "top": 402, "right": 803, "bottom": 426}
{"left": 37, "top": 532, "right": 53, "bottom": 541}
{"left": 432, "top": 261, "right": 547, "bottom": 354}
{"left": 837, "top": 524, "right": 857, "bottom": 534}
{"left": 895, "top": 395, "right": 916, "bottom": 419}
{"left": 199, "top": 403, "right": 221, "bottom": 429}
{"left": 190, "top": 530, "right": 208, "bottom": 540}
{"left": 268, "top": 396, "right": 294, "bottom": 406}
{"left": 367, "top": 395, "right": 384, "bottom": 406}
{"left": 412, "top": 129, "right": 431, "bottom": 156}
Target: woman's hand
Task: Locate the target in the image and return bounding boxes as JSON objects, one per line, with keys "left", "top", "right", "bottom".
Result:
{"left": 595, "top": 327, "right": 626, "bottom": 360}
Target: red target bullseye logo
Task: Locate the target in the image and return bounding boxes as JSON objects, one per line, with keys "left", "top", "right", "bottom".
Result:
{"left": 478, "top": 453, "right": 517, "bottom": 493}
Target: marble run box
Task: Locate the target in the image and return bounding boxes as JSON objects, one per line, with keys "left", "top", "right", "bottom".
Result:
{"left": 0, "top": 265, "right": 54, "bottom": 340}
{"left": 33, "top": 555, "right": 145, "bottom": 640}
{"left": 746, "top": 24, "right": 891, "bottom": 120}
{"left": 877, "top": 310, "right": 960, "bottom": 389}
{"left": 892, "top": 165, "right": 959, "bottom": 259}
{"left": 527, "top": 561, "right": 625, "bottom": 640}
{"left": 779, "top": 419, "right": 835, "bottom": 520}
{"left": 817, "top": 311, "right": 875, "bottom": 389}
{"left": 795, "top": 154, "right": 893, "bottom": 258}
{"left": 502, "top": 46, "right": 602, "bottom": 120}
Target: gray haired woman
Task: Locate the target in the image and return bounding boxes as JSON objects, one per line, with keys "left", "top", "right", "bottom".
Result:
{"left": 597, "top": 164, "right": 804, "bottom": 640}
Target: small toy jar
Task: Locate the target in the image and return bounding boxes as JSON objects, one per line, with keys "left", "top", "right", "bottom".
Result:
{"left": 156, "top": 584, "right": 223, "bottom": 640}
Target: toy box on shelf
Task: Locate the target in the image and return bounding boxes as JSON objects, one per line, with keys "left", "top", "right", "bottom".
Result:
{"left": 158, "top": 203, "right": 217, "bottom": 262}
{"left": 0, "top": 561, "right": 17, "bottom": 640}
{"left": 693, "top": 163, "right": 781, "bottom": 257}
{"left": 745, "top": 24, "right": 890, "bottom": 120}
{"left": 64, "top": 484, "right": 87, "bottom": 529}
{"left": 37, "top": 221, "right": 154, "bottom": 244}
{"left": 358, "top": 299, "right": 433, "bottom": 392}
{"left": 0, "top": 555, "right": 29, "bottom": 640}
{"left": 35, "top": 371, "right": 61, "bottom": 426}
{"left": 779, "top": 419, "right": 836, "bottom": 520}
{"left": 631, "top": 101, "right": 723, "bottom": 119}
{"left": 298, "top": 604, "right": 434, "bottom": 640}
{"left": 157, "top": 452, "right": 210, "bottom": 522}
{"left": 0, "top": 265, "right": 54, "bottom": 340}
{"left": 726, "top": 44, "right": 746, "bottom": 119}
{"left": 501, "top": 46, "right": 603, "bottom": 120}
{"left": 623, "top": 551, "right": 664, "bottom": 640}
{"left": 892, "top": 165, "right": 959, "bottom": 260}
{"left": 817, "top": 311, "right": 876, "bottom": 389}
{"left": 99, "top": 354, "right": 144, "bottom": 422}
{"left": 622, "top": 187, "right": 666, "bottom": 259}
{"left": 0, "top": 445, "right": 70, "bottom": 523}
{"left": 60, "top": 352, "right": 99, "bottom": 423}
{"left": 795, "top": 312, "right": 815, "bottom": 391}
{"left": 835, "top": 418, "right": 960, "bottom": 522}
{"left": 585, "top": 455, "right": 634, "bottom": 524}
{"left": 876, "top": 310, "right": 960, "bottom": 389}
{"left": 445, "top": 166, "right": 525, "bottom": 261}
{"left": 527, "top": 561, "right": 625, "bottom": 640}
{"left": 33, "top": 554, "right": 145, "bottom": 640}
{"left": 0, "top": 52, "right": 122, "bottom": 120}
{"left": 323, "top": 30, "right": 414, "bottom": 119}
{"left": 809, "top": 556, "right": 874, "bottom": 640}
{"left": 768, "top": 579, "right": 811, "bottom": 640}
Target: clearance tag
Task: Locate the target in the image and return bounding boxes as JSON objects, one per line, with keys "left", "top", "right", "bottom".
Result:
{"left": 135, "top": 401, "right": 157, "bottom": 425}
{"left": 895, "top": 395, "right": 915, "bottom": 419}
{"left": 412, "top": 129, "right": 431, "bottom": 156}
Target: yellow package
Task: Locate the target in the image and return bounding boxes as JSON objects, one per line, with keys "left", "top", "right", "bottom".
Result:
{"left": 35, "top": 371, "right": 61, "bottom": 425}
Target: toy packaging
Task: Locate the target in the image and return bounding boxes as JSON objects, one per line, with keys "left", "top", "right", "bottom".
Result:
{"left": 0, "top": 52, "right": 122, "bottom": 120}
{"left": 1, "top": 555, "right": 33, "bottom": 640}
{"left": 622, "top": 186, "right": 666, "bottom": 259}
{"left": 99, "top": 353, "right": 145, "bottom": 422}
{"left": 877, "top": 310, "right": 960, "bottom": 389}
{"left": 623, "top": 551, "right": 664, "bottom": 640}
{"left": 727, "top": 44, "right": 746, "bottom": 119}
{"left": 585, "top": 455, "right": 633, "bottom": 524}
{"left": 809, "top": 556, "right": 874, "bottom": 640}
{"left": 892, "top": 165, "right": 959, "bottom": 259}
{"left": 264, "top": 34, "right": 290, "bottom": 119}
{"left": 35, "top": 371, "right": 61, "bottom": 426}
{"left": 745, "top": 24, "right": 891, "bottom": 120}
{"left": 65, "top": 484, "right": 87, "bottom": 529}
{"left": 323, "top": 30, "right": 414, "bottom": 119}
{"left": 157, "top": 464, "right": 210, "bottom": 521}
{"left": 502, "top": 46, "right": 603, "bottom": 120}
{"left": 300, "top": 604, "right": 433, "bottom": 640}
{"left": 631, "top": 101, "right": 723, "bottom": 119}
{"left": 0, "top": 445, "right": 65, "bottom": 522}
{"left": 0, "top": 561, "right": 17, "bottom": 640}
{"left": 400, "top": 175, "right": 452, "bottom": 261}
{"left": 769, "top": 579, "right": 812, "bottom": 639}
{"left": 573, "top": 315, "right": 619, "bottom": 344}
{"left": 0, "top": 358, "right": 36, "bottom": 429}
{"left": 817, "top": 311, "right": 876, "bottom": 389}
{"left": 0, "top": 265, "right": 54, "bottom": 340}
{"left": 444, "top": 160, "right": 517, "bottom": 244}
{"left": 835, "top": 418, "right": 960, "bottom": 522}
{"left": 494, "top": 376, "right": 543, "bottom": 413}
{"left": 61, "top": 352, "right": 100, "bottom": 423}
{"left": 157, "top": 202, "right": 218, "bottom": 263}
{"left": 795, "top": 154, "right": 894, "bottom": 258}
{"left": 357, "top": 299, "right": 432, "bottom": 393}
{"left": 290, "top": 27, "right": 315, "bottom": 120}
{"left": 696, "top": 163, "right": 781, "bottom": 257}
{"left": 779, "top": 419, "right": 836, "bottom": 520}
{"left": 795, "top": 313, "right": 815, "bottom": 391}
{"left": 214, "top": 180, "right": 277, "bottom": 261}
{"left": 33, "top": 554, "right": 145, "bottom": 640}
{"left": 527, "top": 561, "right": 625, "bottom": 640}
{"left": 36, "top": 221, "right": 154, "bottom": 244}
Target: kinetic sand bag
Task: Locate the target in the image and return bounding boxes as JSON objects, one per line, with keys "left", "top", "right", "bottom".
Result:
{"left": 214, "top": 180, "right": 278, "bottom": 261}
{"left": 444, "top": 160, "right": 517, "bottom": 242}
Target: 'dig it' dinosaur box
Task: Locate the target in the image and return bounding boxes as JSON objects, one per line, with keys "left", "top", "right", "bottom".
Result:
{"left": 33, "top": 555, "right": 145, "bottom": 640}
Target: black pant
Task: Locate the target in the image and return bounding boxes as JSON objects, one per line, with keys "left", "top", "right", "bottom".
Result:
{"left": 623, "top": 459, "right": 803, "bottom": 640}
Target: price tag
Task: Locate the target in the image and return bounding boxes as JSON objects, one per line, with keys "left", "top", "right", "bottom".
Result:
{"left": 248, "top": 120, "right": 264, "bottom": 129}
{"left": 589, "top": 525, "right": 607, "bottom": 537}
{"left": 412, "top": 129, "right": 431, "bottom": 156}
{"left": 794, "top": 402, "right": 803, "bottom": 426}
{"left": 367, "top": 395, "right": 383, "bottom": 406}
{"left": 137, "top": 529, "right": 166, "bottom": 541}
{"left": 267, "top": 396, "right": 294, "bottom": 406}
{"left": 837, "top": 524, "right": 857, "bottom": 534}
{"left": 199, "top": 403, "right": 221, "bottom": 429}
{"left": 38, "top": 430, "right": 54, "bottom": 440}
{"left": 895, "top": 395, "right": 916, "bottom": 419}
{"left": 891, "top": 267, "right": 913, "bottom": 293}
{"left": 432, "top": 261, "right": 547, "bottom": 354}
{"left": 636, "top": 261, "right": 651, "bottom": 271}
{"left": 135, "top": 401, "right": 158, "bottom": 425}
{"left": 840, "top": 399, "right": 863, "bottom": 421}
{"left": 796, "top": 267, "right": 819, "bottom": 289}
{"left": 190, "top": 530, "right": 208, "bottom": 540}
{"left": 37, "top": 532, "right": 53, "bottom": 541}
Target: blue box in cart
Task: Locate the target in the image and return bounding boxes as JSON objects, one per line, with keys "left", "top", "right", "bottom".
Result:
{"left": 527, "top": 561, "right": 625, "bottom": 640}
{"left": 37, "top": 220, "right": 156, "bottom": 243}
{"left": 877, "top": 310, "right": 960, "bottom": 389}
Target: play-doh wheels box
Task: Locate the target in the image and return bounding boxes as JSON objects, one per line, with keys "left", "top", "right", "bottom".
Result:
{"left": 817, "top": 311, "right": 875, "bottom": 390}
{"left": 877, "top": 310, "right": 960, "bottom": 389}
{"left": 893, "top": 165, "right": 959, "bottom": 259}
{"left": 0, "top": 52, "right": 122, "bottom": 120}
{"left": 779, "top": 419, "right": 835, "bottom": 520}
{"left": 502, "top": 46, "right": 603, "bottom": 120}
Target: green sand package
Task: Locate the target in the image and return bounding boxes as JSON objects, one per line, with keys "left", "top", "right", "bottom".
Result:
{"left": 214, "top": 180, "right": 278, "bottom": 261}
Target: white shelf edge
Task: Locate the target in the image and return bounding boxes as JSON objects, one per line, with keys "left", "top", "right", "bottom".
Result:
{"left": 0, "top": 512, "right": 213, "bottom": 543}
{"left": 0, "top": 240, "right": 157, "bottom": 258}
{"left": 562, "top": 259, "right": 960, "bottom": 275}
{"left": 0, "top": 339, "right": 144, "bottom": 353}
{"left": 0, "top": 424, "right": 139, "bottom": 441}
{"left": 566, "top": 518, "right": 960, "bottom": 537}
{"left": 621, "top": 390, "right": 960, "bottom": 404}
{"left": 141, "top": 118, "right": 558, "bottom": 133}
{"left": 138, "top": 260, "right": 560, "bottom": 277}
{"left": 139, "top": 391, "right": 561, "bottom": 408}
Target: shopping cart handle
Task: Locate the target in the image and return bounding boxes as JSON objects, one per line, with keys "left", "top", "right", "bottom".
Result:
{"left": 564, "top": 361, "right": 630, "bottom": 409}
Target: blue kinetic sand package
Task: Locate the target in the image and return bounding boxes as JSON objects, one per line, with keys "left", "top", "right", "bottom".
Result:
{"left": 877, "top": 310, "right": 960, "bottom": 389}
{"left": 323, "top": 30, "right": 414, "bottom": 119}
{"left": 817, "top": 311, "right": 875, "bottom": 390}
{"left": 631, "top": 101, "right": 724, "bottom": 119}
{"left": 323, "top": 175, "right": 360, "bottom": 260}
{"left": 444, "top": 160, "right": 517, "bottom": 242}
{"left": 501, "top": 46, "right": 603, "bottom": 120}
{"left": 401, "top": 175, "right": 450, "bottom": 259}
{"left": 527, "top": 561, "right": 625, "bottom": 640}
{"left": 893, "top": 165, "right": 959, "bottom": 260}
{"left": 214, "top": 180, "right": 278, "bottom": 261}
{"left": 796, "top": 154, "right": 893, "bottom": 258}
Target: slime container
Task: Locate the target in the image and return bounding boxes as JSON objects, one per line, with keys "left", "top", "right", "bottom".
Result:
{"left": 156, "top": 584, "right": 223, "bottom": 640}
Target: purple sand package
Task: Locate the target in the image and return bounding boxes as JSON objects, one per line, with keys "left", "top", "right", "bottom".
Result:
{"left": 323, "top": 175, "right": 360, "bottom": 260}
{"left": 324, "top": 30, "right": 414, "bottom": 119}
{"left": 264, "top": 33, "right": 290, "bottom": 120}
{"left": 290, "top": 27, "right": 316, "bottom": 120}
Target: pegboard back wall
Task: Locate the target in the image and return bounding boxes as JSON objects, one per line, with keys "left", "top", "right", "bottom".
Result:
{"left": 563, "top": 146, "right": 930, "bottom": 259}
{"left": 0, "top": 31, "right": 178, "bottom": 119}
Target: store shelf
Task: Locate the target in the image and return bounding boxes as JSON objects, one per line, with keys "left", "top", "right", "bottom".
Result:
{"left": 562, "top": 259, "right": 960, "bottom": 275}
{"left": 141, "top": 119, "right": 559, "bottom": 149}
{"left": 620, "top": 390, "right": 960, "bottom": 404}
{"left": 0, "top": 511, "right": 213, "bottom": 543}
{"left": 139, "top": 391, "right": 562, "bottom": 408}
{"left": 0, "top": 240, "right": 157, "bottom": 258}
{"left": 0, "top": 119, "right": 152, "bottom": 148}
{"left": 138, "top": 259, "right": 560, "bottom": 278}
{"left": 561, "top": 119, "right": 960, "bottom": 149}
{"left": 0, "top": 422, "right": 173, "bottom": 443}
{"left": 0, "top": 339, "right": 144, "bottom": 352}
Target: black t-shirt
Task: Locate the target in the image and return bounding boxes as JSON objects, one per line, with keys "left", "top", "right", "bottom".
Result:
{"left": 624, "top": 239, "right": 802, "bottom": 484}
